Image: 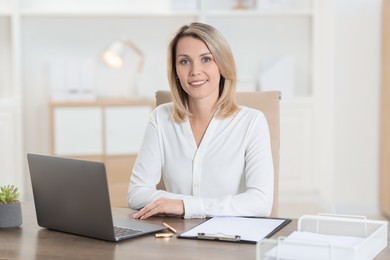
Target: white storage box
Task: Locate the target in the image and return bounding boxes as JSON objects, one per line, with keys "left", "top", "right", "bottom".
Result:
{"left": 257, "top": 214, "right": 388, "bottom": 260}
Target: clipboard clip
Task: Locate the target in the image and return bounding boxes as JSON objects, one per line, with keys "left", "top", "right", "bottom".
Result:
{"left": 197, "top": 232, "right": 241, "bottom": 242}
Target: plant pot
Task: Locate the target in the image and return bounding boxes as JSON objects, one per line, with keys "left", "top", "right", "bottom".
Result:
{"left": 0, "top": 201, "right": 22, "bottom": 229}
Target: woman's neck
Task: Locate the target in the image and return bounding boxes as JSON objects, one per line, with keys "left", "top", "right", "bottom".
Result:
{"left": 188, "top": 96, "right": 218, "bottom": 122}
{"left": 188, "top": 97, "right": 218, "bottom": 147}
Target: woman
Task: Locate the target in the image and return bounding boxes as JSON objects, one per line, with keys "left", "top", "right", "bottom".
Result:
{"left": 129, "top": 22, "right": 273, "bottom": 219}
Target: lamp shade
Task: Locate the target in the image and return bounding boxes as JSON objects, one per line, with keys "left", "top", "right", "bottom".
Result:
{"left": 102, "top": 40, "right": 145, "bottom": 98}
{"left": 102, "top": 41, "right": 127, "bottom": 68}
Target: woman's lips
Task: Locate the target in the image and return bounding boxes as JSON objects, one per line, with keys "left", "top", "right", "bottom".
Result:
{"left": 189, "top": 80, "right": 207, "bottom": 87}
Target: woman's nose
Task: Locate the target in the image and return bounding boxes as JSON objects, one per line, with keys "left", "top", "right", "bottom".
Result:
{"left": 190, "top": 63, "right": 201, "bottom": 76}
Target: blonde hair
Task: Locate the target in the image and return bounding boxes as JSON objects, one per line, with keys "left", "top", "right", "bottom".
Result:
{"left": 167, "top": 22, "right": 239, "bottom": 122}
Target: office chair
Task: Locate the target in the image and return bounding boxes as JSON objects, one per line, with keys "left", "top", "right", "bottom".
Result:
{"left": 155, "top": 90, "right": 281, "bottom": 217}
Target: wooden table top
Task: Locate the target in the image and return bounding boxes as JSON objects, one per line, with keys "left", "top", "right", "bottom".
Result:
{"left": 0, "top": 203, "right": 388, "bottom": 259}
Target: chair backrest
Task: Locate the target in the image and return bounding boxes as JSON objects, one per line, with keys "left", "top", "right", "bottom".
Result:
{"left": 155, "top": 90, "right": 280, "bottom": 217}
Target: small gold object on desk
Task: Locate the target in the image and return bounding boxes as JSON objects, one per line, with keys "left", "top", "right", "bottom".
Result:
{"left": 163, "top": 222, "right": 177, "bottom": 234}
{"left": 155, "top": 232, "right": 174, "bottom": 238}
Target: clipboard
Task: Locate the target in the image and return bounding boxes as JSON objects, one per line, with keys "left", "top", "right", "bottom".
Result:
{"left": 178, "top": 216, "right": 291, "bottom": 244}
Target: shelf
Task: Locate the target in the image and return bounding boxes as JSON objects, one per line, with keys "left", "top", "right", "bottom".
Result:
{"left": 202, "top": 9, "right": 314, "bottom": 17}
{"left": 19, "top": 9, "right": 198, "bottom": 18}
{"left": 18, "top": 9, "right": 313, "bottom": 18}
{"left": 17, "top": 9, "right": 315, "bottom": 17}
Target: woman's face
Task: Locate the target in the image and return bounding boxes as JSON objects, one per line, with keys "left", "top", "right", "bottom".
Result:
{"left": 175, "top": 36, "right": 221, "bottom": 104}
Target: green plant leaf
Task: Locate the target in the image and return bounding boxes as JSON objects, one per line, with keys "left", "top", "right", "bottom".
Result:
{"left": 0, "top": 185, "right": 20, "bottom": 204}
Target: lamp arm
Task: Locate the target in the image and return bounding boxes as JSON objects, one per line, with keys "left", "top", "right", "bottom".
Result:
{"left": 121, "top": 40, "right": 144, "bottom": 74}
{"left": 121, "top": 40, "right": 144, "bottom": 59}
{"left": 120, "top": 40, "right": 145, "bottom": 97}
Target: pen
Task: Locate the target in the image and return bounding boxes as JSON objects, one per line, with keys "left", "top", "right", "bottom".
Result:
{"left": 163, "top": 222, "right": 177, "bottom": 233}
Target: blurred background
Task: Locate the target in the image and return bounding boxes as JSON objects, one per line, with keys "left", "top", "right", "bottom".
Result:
{"left": 0, "top": 0, "right": 387, "bottom": 219}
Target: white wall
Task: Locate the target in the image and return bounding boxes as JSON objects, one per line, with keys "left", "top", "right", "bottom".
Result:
{"left": 332, "top": 0, "right": 382, "bottom": 215}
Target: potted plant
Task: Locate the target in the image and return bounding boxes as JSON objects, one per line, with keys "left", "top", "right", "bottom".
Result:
{"left": 0, "top": 185, "right": 22, "bottom": 229}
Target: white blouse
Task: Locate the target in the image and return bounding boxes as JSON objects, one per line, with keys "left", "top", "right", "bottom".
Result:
{"left": 128, "top": 103, "right": 274, "bottom": 219}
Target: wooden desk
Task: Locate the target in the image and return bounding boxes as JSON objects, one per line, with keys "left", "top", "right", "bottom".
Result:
{"left": 0, "top": 203, "right": 388, "bottom": 259}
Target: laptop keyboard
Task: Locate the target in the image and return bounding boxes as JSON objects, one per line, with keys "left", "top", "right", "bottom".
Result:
{"left": 114, "top": 226, "right": 142, "bottom": 238}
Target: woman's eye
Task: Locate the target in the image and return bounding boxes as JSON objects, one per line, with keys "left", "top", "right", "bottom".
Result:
{"left": 202, "top": 56, "right": 211, "bottom": 63}
{"left": 179, "top": 59, "right": 190, "bottom": 65}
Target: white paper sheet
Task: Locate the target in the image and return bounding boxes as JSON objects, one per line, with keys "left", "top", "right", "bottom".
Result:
{"left": 179, "top": 217, "right": 287, "bottom": 242}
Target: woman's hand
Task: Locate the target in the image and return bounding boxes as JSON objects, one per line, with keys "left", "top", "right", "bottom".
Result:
{"left": 131, "top": 198, "right": 184, "bottom": 220}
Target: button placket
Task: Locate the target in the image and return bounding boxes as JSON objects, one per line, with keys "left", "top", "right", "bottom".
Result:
{"left": 190, "top": 114, "right": 218, "bottom": 197}
{"left": 192, "top": 152, "right": 202, "bottom": 196}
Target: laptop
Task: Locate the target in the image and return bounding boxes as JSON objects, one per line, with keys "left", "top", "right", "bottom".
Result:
{"left": 27, "top": 153, "right": 166, "bottom": 242}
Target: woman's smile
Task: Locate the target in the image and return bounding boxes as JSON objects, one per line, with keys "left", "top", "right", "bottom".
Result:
{"left": 189, "top": 80, "right": 208, "bottom": 87}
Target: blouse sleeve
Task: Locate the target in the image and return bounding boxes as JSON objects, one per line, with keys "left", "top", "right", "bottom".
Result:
{"left": 127, "top": 107, "right": 191, "bottom": 209}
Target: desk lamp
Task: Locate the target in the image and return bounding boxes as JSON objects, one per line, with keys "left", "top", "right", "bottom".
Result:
{"left": 102, "top": 40, "right": 144, "bottom": 98}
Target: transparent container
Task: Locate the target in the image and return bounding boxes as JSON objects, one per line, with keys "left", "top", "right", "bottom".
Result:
{"left": 257, "top": 214, "right": 388, "bottom": 260}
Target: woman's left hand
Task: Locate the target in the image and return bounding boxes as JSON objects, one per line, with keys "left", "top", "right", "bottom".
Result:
{"left": 131, "top": 198, "right": 184, "bottom": 220}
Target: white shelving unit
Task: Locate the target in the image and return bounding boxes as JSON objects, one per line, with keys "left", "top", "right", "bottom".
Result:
{"left": 0, "top": 0, "right": 331, "bottom": 208}
{"left": 0, "top": 0, "right": 23, "bottom": 198}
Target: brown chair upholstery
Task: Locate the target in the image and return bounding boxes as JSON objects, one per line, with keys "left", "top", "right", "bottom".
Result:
{"left": 155, "top": 90, "right": 280, "bottom": 217}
